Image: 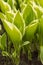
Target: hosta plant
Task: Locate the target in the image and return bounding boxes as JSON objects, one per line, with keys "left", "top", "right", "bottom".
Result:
{"left": 0, "top": 0, "right": 43, "bottom": 65}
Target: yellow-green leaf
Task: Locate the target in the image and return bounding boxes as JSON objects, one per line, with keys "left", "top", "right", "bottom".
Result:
{"left": 0, "top": 0, "right": 11, "bottom": 13}
{"left": 1, "top": 33, "right": 7, "bottom": 50}
{"left": 23, "top": 4, "right": 36, "bottom": 26}
{"left": 2, "top": 19, "right": 22, "bottom": 48}
{"left": 0, "top": 12, "right": 6, "bottom": 20}
{"left": 40, "top": 46, "right": 43, "bottom": 64}
{"left": 14, "top": 11, "right": 25, "bottom": 36}
{"left": 24, "top": 19, "right": 39, "bottom": 41}
{"left": 6, "top": 11, "right": 15, "bottom": 22}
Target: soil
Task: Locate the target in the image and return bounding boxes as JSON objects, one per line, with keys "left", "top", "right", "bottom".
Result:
{"left": 0, "top": 52, "right": 43, "bottom": 65}
{"left": 0, "top": 53, "right": 13, "bottom": 65}
{"left": 0, "top": 44, "right": 43, "bottom": 65}
{"left": 20, "top": 50, "right": 43, "bottom": 65}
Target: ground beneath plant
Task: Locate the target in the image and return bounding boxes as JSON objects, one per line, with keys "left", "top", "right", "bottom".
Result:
{"left": 0, "top": 52, "right": 43, "bottom": 65}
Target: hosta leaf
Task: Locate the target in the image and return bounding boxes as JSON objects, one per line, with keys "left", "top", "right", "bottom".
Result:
{"left": 20, "top": 41, "right": 30, "bottom": 47}
{"left": 0, "top": 25, "right": 2, "bottom": 33}
{"left": 0, "top": 12, "right": 6, "bottom": 20}
{"left": 6, "top": 11, "right": 15, "bottom": 22}
{"left": 12, "top": 51, "right": 16, "bottom": 58}
{"left": 0, "top": 35, "right": 4, "bottom": 50}
{"left": 20, "top": 3, "right": 26, "bottom": 12}
{"left": 24, "top": 19, "right": 39, "bottom": 41}
{"left": 39, "top": 16, "right": 43, "bottom": 33}
{"left": 1, "top": 33, "right": 7, "bottom": 50}
{"left": 0, "top": 35, "right": 2, "bottom": 49}
{"left": 7, "top": 0, "right": 14, "bottom": 8}
{"left": 34, "top": 0, "right": 40, "bottom": 5}
{"left": 35, "top": 6, "right": 43, "bottom": 18}
{"left": 31, "top": 1, "right": 43, "bottom": 18}
{"left": 0, "top": 35, "right": 1, "bottom": 45}
{"left": 0, "top": 0, "right": 11, "bottom": 13}
{"left": 3, "top": 0, "right": 7, "bottom": 2}
{"left": 38, "top": 0, "right": 43, "bottom": 7}
{"left": 14, "top": 11, "right": 25, "bottom": 36}
{"left": 39, "top": 16, "right": 43, "bottom": 45}
{"left": 23, "top": 4, "right": 36, "bottom": 26}
{"left": 2, "top": 51, "right": 9, "bottom": 56}
{"left": 24, "top": 0, "right": 32, "bottom": 3}
{"left": 2, "top": 19, "right": 22, "bottom": 48}
{"left": 40, "top": 46, "right": 43, "bottom": 64}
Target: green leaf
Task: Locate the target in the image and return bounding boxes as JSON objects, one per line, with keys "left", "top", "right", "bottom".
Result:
{"left": 2, "top": 19, "right": 22, "bottom": 48}
{"left": 31, "top": 1, "right": 43, "bottom": 18}
{"left": 7, "top": 0, "right": 14, "bottom": 8}
{"left": 20, "top": 41, "right": 30, "bottom": 47}
{"left": 1, "top": 33, "right": 7, "bottom": 50}
{"left": 20, "top": 3, "right": 26, "bottom": 12}
{"left": 23, "top": 4, "right": 36, "bottom": 26}
{"left": 24, "top": 19, "right": 39, "bottom": 41}
{"left": 0, "top": 24, "right": 2, "bottom": 33}
{"left": 0, "top": 0, "right": 11, "bottom": 13}
{"left": 39, "top": 16, "right": 43, "bottom": 45}
{"left": 40, "top": 46, "right": 43, "bottom": 64}
{"left": 35, "top": 6, "right": 43, "bottom": 18}
{"left": 0, "top": 12, "right": 6, "bottom": 20}
{"left": 38, "top": 0, "right": 43, "bottom": 7}
{"left": 0, "top": 35, "right": 1, "bottom": 45}
{"left": 6, "top": 11, "right": 14, "bottom": 22}
{"left": 3, "top": 0, "right": 7, "bottom": 2}
{"left": 12, "top": 51, "right": 16, "bottom": 58}
{"left": 14, "top": 11, "right": 25, "bottom": 36}
{"left": 39, "top": 16, "right": 43, "bottom": 34}
{"left": 0, "top": 35, "right": 4, "bottom": 50}
{"left": 2, "top": 51, "right": 9, "bottom": 56}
